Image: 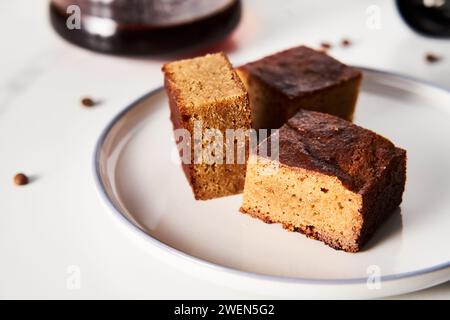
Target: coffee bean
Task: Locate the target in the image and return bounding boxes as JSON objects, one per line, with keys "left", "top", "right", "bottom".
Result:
{"left": 81, "top": 97, "right": 96, "bottom": 107}
{"left": 341, "top": 38, "right": 351, "bottom": 47}
{"left": 320, "top": 42, "right": 332, "bottom": 50}
{"left": 14, "top": 173, "right": 29, "bottom": 186}
{"left": 425, "top": 53, "right": 441, "bottom": 63}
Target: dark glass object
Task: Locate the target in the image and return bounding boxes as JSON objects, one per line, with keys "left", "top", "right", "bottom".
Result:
{"left": 49, "top": 0, "right": 241, "bottom": 55}
{"left": 396, "top": 0, "right": 450, "bottom": 37}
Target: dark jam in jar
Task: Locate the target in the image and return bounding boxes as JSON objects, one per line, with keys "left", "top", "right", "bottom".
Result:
{"left": 49, "top": 0, "right": 242, "bottom": 55}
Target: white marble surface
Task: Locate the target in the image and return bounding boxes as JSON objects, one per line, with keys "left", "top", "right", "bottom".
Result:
{"left": 0, "top": 0, "right": 449, "bottom": 299}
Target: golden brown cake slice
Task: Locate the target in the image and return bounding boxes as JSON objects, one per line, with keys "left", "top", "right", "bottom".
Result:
{"left": 237, "top": 45, "right": 362, "bottom": 130}
{"left": 163, "top": 53, "right": 251, "bottom": 200}
{"left": 240, "top": 110, "right": 406, "bottom": 252}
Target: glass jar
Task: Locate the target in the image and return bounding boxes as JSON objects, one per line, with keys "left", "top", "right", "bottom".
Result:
{"left": 49, "top": 0, "right": 241, "bottom": 55}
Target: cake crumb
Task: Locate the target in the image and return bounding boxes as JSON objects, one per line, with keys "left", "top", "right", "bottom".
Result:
{"left": 425, "top": 53, "right": 441, "bottom": 63}
{"left": 320, "top": 42, "right": 332, "bottom": 50}
{"left": 14, "top": 173, "right": 29, "bottom": 186}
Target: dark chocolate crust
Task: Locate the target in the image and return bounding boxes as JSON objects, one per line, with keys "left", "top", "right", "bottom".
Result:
{"left": 275, "top": 109, "right": 406, "bottom": 194}
{"left": 239, "top": 45, "right": 361, "bottom": 99}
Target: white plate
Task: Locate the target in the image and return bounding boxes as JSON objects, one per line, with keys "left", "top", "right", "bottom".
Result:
{"left": 94, "top": 68, "right": 450, "bottom": 299}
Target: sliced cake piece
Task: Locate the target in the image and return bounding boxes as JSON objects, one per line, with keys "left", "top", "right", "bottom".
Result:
{"left": 163, "top": 53, "right": 251, "bottom": 200}
{"left": 237, "top": 45, "right": 362, "bottom": 130}
{"left": 240, "top": 110, "right": 406, "bottom": 252}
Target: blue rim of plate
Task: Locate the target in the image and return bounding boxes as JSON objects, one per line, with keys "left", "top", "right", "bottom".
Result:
{"left": 93, "top": 66, "right": 450, "bottom": 286}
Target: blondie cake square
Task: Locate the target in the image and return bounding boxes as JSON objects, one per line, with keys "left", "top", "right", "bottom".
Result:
{"left": 163, "top": 53, "right": 251, "bottom": 200}
{"left": 237, "top": 46, "right": 362, "bottom": 130}
{"left": 240, "top": 109, "right": 406, "bottom": 252}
